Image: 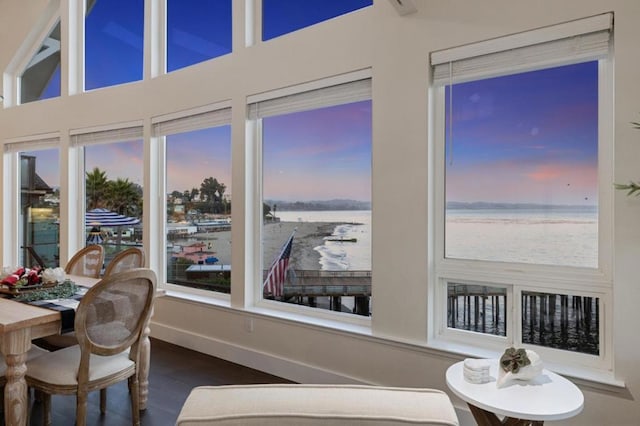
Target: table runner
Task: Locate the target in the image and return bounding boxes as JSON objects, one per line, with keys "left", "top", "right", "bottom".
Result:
{"left": 20, "top": 286, "right": 88, "bottom": 333}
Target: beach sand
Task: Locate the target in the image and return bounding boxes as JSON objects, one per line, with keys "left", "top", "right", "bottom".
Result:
{"left": 192, "top": 221, "right": 341, "bottom": 269}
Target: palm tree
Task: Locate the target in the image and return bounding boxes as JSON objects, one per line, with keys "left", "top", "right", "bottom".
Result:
{"left": 85, "top": 167, "right": 109, "bottom": 209}
{"left": 105, "top": 178, "right": 142, "bottom": 217}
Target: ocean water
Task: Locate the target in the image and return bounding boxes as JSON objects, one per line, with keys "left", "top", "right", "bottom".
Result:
{"left": 276, "top": 210, "right": 371, "bottom": 271}
{"left": 278, "top": 206, "right": 598, "bottom": 271}
{"left": 446, "top": 206, "right": 598, "bottom": 268}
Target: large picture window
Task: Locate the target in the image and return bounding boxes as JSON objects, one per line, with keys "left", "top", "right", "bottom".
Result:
{"left": 166, "top": 0, "right": 232, "bottom": 72}
{"left": 249, "top": 74, "right": 372, "bottom": 317}
{"left": 72, "top": 125, "right": 144, "bottom": 267}
{"left": 85, "top": 0, "right": 144, "bottom": 90}
{"left": 20, "top": 21, "right": 61, "bottom": 104}
{"left": 431, "top": 14, "right": 613, "bottom": 369}
{"left": 5, "top": 138, "right": 61, "bottom": 268}
{"left": 444, "top": 62, "right": 598, "bottom": 268}
{"left": 153, "top": 105, "right": 232, "bottom": 295}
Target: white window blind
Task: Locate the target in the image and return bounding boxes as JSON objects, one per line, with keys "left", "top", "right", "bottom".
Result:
{"left": 152, "top": 106, "right": 232, "bottom": 137}
{"left": 4, "top": 134, "right": 60, "bottom": 153}
{"left": 248, "top": 78, "right": 371, "bottom": 119}
{"left": 71, "top": 125, "right": 143, "bottom": 146}
{"left": 431, "top": 13, "right": 612, "bottom": 85}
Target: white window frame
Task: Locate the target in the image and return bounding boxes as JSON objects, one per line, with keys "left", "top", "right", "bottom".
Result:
{"left": 3, "top": 0, "right": 61, "bottom": 107}
{"left": 70, "top": 121, "right": 144, "bottom": 253}
{"left": 429, "top": 14, "right": 614, "bottom": 374}
{"left": 246, "top": 69, "right": 373, "bottom": 327}
{"left": 3, "top": 133, "right": 61, "bottom": 267}
{"left": 152, "top": 101, "right": 233, "bottom": 300}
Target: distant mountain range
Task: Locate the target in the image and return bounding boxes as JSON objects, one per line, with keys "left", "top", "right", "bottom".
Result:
{"left": 447, "top": 201, "right": 596, "bottom": 209}
{"left": 266, "top": 199, "right": 371, "bottom": 211}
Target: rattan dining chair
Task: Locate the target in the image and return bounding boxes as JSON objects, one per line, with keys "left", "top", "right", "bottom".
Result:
{"left": 104, "top": 247, "right": 145, "bottom": 276}
{"left": 65, "top": 244, "right": 105, "bottom": 278}
{"left": 35, "top": 244, "right": 107, "bottom": 351}
{"left": 25, "top": 268, "right": 157, "bottom": 426}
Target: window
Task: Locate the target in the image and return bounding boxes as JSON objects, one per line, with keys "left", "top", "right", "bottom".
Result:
{"left": 152, "top": 105, "right": 232, "bottom": 294}
{"left": 85, "top": 0, "right": 143, "bottom": 90}
{"left": 262, "top": 0, "right": 372, "bottom": 41}
{"left": 249, "top": 72, "right": 372, "bottom": 316}
{"left": 431, "top": 14, "right": 613, "bottom": 369}
{"left": 20, "top": 21, "right": 61, "bottom": 104}
{"left": 444, "top": 62, "right": 598, "bottom": 268}
{"left": 72, "top": 125, "right": 144, "bottom": 265}
{"left": 167, "top": 0, "right": 232, "bottom": 72}
{"left": 5, "top": 138, "right": 60, "bottom": 268}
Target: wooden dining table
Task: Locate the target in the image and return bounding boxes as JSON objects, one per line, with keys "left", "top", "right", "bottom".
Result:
{"left": 0, "top": 274, "right": 156, "bottom": 426}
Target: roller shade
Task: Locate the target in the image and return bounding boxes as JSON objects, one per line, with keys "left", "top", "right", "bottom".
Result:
{"left": 152, "top": 105, "right": 232, "bottom": 137}
{"left": 71, "top": 124, "right": 143, "bottom": 146}
{"left": 432, "top": 13, "right": 612, "bottom": 85}
{"left": 248, "top": 78, "right": 371, "bottom": 119}
{"left": 4, "top": 134, "right": 60, "bottom": 152}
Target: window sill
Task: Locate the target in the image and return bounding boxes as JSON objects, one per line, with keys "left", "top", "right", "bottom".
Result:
{"left": 161, "top": 289, "right": 371, "bottom": 335}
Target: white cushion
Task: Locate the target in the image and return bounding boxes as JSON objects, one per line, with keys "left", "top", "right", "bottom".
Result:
{"left": 0, "top": 346, "right": 49, "bottom": 376}
{"left": 25, "top": 345, "right": 133, "bottom": 386}
{"left": 176, "top": 384, "right": 459, "bottom": 425}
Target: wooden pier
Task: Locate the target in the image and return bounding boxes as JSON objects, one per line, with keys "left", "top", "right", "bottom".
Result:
{"left": 447, "top": 284, "right": 600, "bottom": 355}
{"left": 447, "top": 284, "right": 507, "bottom": 335}
{"left": 280, "top": 270, "right": 371, "bottom": 316}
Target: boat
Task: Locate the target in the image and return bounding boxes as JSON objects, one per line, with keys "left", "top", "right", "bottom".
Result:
{"left": 325, "top": 237, "right": 357, "bottom": 243}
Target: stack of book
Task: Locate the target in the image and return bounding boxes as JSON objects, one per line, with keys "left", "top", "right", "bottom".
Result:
{"left": 463, "top": 358, "right": 491, "bottom": 384}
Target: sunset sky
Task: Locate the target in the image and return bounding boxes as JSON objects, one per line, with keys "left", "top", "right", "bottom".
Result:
{"left": 445, "top": 61, "right": 598, "bottom": 206}
{"left": 27, "top": 1, "right": 597, "bottom": 207}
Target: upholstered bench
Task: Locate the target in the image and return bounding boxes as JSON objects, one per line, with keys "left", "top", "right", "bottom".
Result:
{"left": 176, "top": 384, "right": 459, "bottom": 425}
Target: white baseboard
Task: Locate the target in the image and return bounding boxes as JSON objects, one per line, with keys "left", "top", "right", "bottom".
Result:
{"left": 150, "top": 322, "right": 367, "bottom": 385}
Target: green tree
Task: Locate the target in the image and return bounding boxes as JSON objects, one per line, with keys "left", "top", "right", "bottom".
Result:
{"left": 105, "top": 178, "right": 142, "bottom": 217}
{"left": 200, "top": 177, "right": 227, "bottom": 213}
{"left": 190, "top": 187, "right": 199, "bottom": 201}
{"left": 86, "top": 167, "right": 109, "bottom": 210}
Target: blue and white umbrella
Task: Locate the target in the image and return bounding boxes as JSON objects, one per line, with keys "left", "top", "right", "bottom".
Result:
{"left": 86, "top": 208, "right": 140, "bottom": 246}
{"left": 86, "top": 208, "right": 140, "bottom": 227}
{"left": 86, "top": 226, "right": 105, "bottom": 244}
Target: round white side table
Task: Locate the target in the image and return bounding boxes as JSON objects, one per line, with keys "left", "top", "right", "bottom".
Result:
{"left": 446, "top": 360, "right": 584, "bottom": 425}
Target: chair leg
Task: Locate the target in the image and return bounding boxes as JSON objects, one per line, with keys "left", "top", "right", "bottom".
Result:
{"left": 100, "top": 388, "right": 107, "bottom": 414}
{"left": 43, "top": 393, "right": 52, "bottom": 426}
{"left": 76, "top": 391, "right": 88, "bottom": 426}
{"left": 35, "top": 388, "right": 44, "bottom": 402}
{"left": 129, "top": 375, "right": 141, "bottom": 426}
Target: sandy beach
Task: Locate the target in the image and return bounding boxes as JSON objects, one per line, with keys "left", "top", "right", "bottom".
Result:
{"left": 187, "top": 221, "right": 342, "bottom": 270}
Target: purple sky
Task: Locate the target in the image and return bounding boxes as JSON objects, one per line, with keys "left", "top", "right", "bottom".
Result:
{"left": 26, "top": 2, "right": 598, "bottom": 207}
{"left": 85, "top": 140, "right": 144, "bottom": 186}
{"left": 446, "top": 61, "right": 598, "bottom": 206}
{"left": 263, "top": 100, "right": 372, "bottom": 202}
{"left": 166, "top": 127, "right": 232, "bottom": 194}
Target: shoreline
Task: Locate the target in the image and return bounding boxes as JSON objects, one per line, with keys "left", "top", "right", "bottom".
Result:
{"left": 176, "top": 221, "right": 343, "bottom": 270}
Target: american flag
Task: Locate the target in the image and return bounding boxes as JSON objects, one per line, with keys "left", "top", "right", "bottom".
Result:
{"left": 263, "top": 231, "right": 294, "bottom": 298}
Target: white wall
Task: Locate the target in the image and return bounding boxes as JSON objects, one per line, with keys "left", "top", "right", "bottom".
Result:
{"left": 2, "top": 1, "right": 640, "bottom": 424}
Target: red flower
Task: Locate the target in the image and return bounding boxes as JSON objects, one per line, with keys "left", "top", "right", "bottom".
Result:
{"left": 27, "top": 268, "right": 41, "bottom": 285}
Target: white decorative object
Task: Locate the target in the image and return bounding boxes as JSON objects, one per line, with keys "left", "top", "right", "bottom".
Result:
{"left": 41, "top": 267, "right": 65, "bottom": 284}
{"left": 463, "top": 358, "right": 491, "bottom": 384}
{"left": 497, "top": 348, "right": 543, "bottom": 388}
